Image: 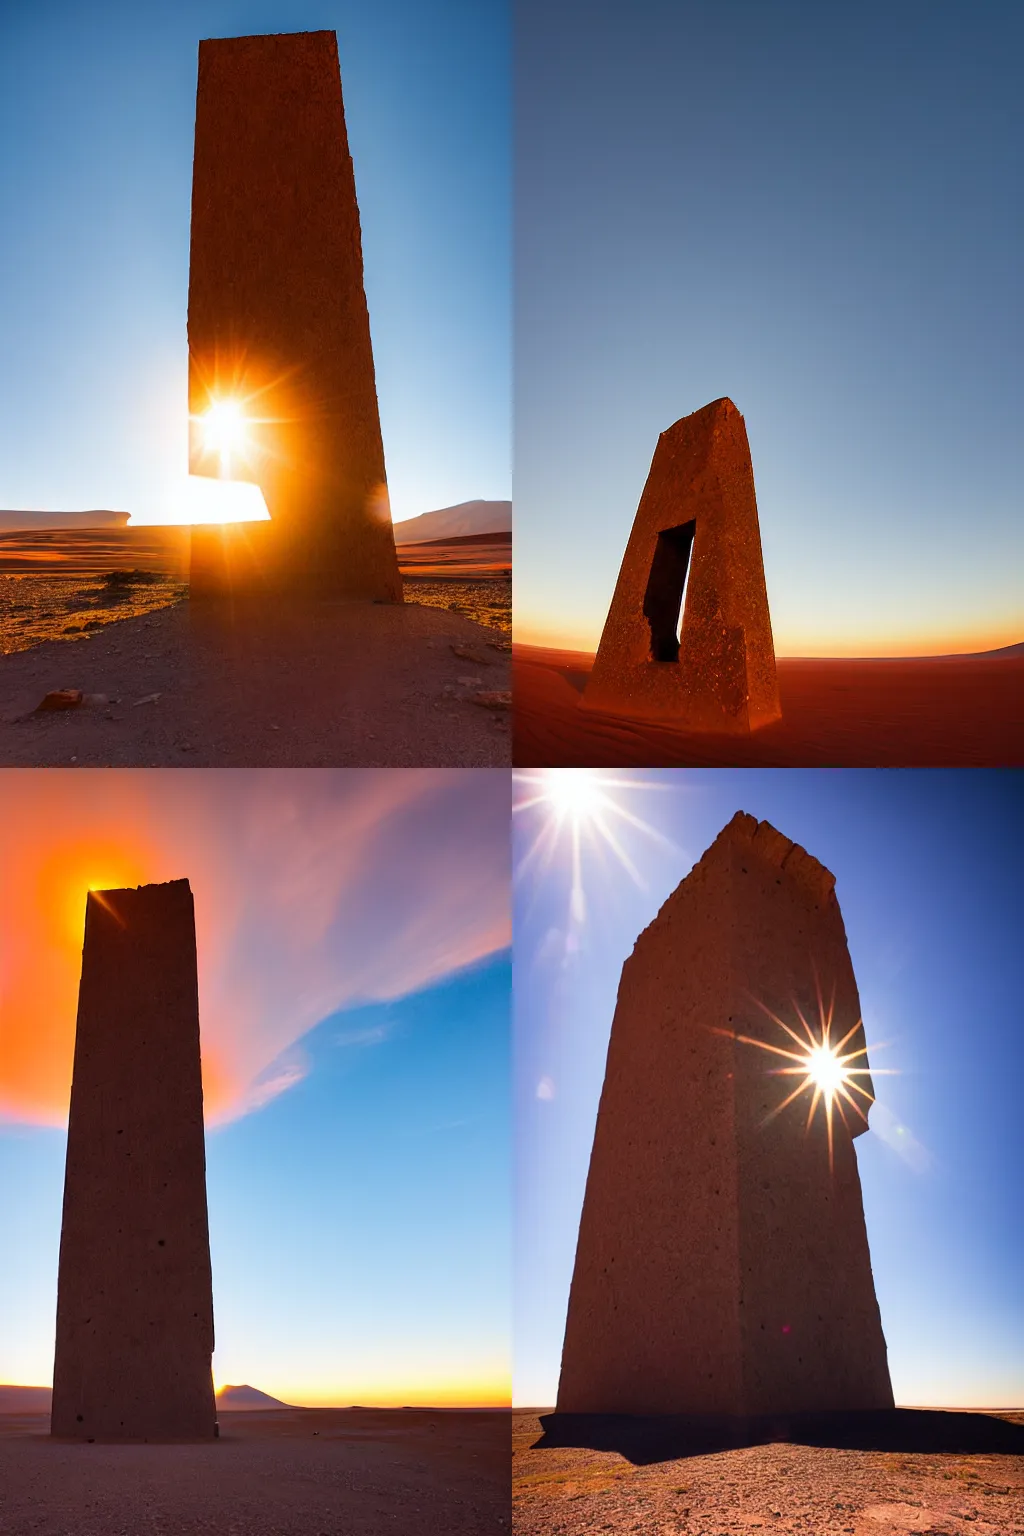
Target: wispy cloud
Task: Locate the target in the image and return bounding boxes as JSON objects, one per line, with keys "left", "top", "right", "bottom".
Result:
{"left": 0, "top": 770, "right": 510, "bottom": 1126}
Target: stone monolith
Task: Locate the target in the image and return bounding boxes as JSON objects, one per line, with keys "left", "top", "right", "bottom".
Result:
{"left": 582, "top": 399, "right": 780, "bottom": 732}
{"left": 557, "top": 813, "right": 893, "bottom": 1416}
{"left": 187, "top": 30, "right": 403, "bottom": 602}
{"left": 51, "top": 880, "right": 216, "bottom": 1441}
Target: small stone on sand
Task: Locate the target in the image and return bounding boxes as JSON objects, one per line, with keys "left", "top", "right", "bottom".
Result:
{"left": 36, "top": 689, "right": 83, "bottom": 711}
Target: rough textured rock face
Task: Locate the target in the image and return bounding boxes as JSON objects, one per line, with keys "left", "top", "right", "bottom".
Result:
{"left": 187, "top": 30, "right": 403, "bottom": 603}
{"left": 51, "top": 880, "right": 216, "bottom": 1441}
{"left": 582, "top": 399, "right": 780, "bottom": 732}
{"left": 557, "top": 813, "right": 893, "bottom": 1416}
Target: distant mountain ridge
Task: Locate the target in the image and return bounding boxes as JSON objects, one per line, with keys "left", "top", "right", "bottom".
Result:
{"left": 0, "top": 500, "right": 511, "bottom": 542}
{"left": 392, "top": 499, "right": 511, "bottom": 544}
{"left": 0, "top": 509, "right": 129, "bottom": 532}
{"left": 216, "top": 1384, "right": 291, "bottom": 1411}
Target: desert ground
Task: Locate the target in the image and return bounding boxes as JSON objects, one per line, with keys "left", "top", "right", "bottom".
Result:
{"left": 0, "top": 528, "right": 511, "bottom": 766}
{"left": 513, "top": 1408, "right": 1024, "bottom": 1536}
{"left": 0, "top": 1406, "right": 510, "bottom": 1535}
{"left": 512, "top": 645, "right": 1024, "bottom": 767}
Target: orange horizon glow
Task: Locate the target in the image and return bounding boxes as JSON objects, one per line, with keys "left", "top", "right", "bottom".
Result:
{"left": 512, "top": 616, "right": 1022, "bottom": 660}
{"left": 4, "top": 1378, "right": 513, "bottom": 1410}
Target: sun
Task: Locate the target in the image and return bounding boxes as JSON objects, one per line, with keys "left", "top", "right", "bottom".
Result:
{"left": 200, "top": 399, "right": 249, "bottom": 472}
{"left": 538, "top": 768, "right": 605, "bottom": 823}
{"left": 513, "top": 769, "right": 677, "bottom": 926}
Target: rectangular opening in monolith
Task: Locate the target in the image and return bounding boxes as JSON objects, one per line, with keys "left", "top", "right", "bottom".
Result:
{"left": 642, "top": 520, "right": 695, "bottom": 662}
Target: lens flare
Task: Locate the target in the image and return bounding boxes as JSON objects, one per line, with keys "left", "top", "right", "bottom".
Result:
{"left": 719, "top": 980, "right": 895, "bottom": 1172}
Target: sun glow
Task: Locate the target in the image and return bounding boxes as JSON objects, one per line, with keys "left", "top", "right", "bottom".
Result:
{"left": 201, "top": 399, "right": 249, "bottom": 473}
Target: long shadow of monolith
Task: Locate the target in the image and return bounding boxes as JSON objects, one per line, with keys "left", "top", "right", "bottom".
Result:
{"left": 536, "top": 1409, "right": 1024, "bottom": 1466}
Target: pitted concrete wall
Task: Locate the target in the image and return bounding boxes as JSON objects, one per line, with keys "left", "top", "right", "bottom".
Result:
{"left": 583, "top": 400, "right": 780, "bottom": 732}
{"left": 187, "top": 31, "right": 403, "bottom": 602}
{"left": 557, "top": 813, "right": 893, "bottom": 1415}
{"left": 51, "top": 880, "right": 216, "bottom": 1441}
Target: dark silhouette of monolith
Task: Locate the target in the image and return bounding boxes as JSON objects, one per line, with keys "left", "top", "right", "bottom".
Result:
{"left": 583, "top": 399, "right": 780, "bottom": 732}
{"left": 187, "top": 30, "right": 403, "bottom": 603}
{"left": 557, "top": 813, "right": 893, "bottom": 1416}
{"left": 51, "top": 880, "right": 216, "bottom": 1441}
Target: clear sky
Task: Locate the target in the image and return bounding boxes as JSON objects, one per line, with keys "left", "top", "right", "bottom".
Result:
{"left": 0, "top": 0, "right": 509, "bottom": 525}
{"left": 514, "top": 768, "right": 1024, "bottom": 1408}
{"left": 515, "top": 1, "right": 1023, "bottom": 656}
{"left": 0, "top": 769, "right": 510, "bottom": 1406}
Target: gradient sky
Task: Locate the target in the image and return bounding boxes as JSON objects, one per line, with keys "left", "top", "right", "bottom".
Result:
{"left": 514, "top": 768, "right": 1024, "bottom": 1408}
{"left": 0, "top": 0, "right": 508, "bottom": 525}
{"left": 515, "top": 1, "right": 1023, "bottom": 655}
{"left": 0, "top": 769, "right": 510, "bottom": 1405}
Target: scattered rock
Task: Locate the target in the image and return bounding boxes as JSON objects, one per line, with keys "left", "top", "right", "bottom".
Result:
{"left": 487, "top": 639, "right": 512, "bottom": 652}
{"left": 456, "top": 675, "right": 484, "bottom": 687}
{"left": 131, "top": 693, "right": 161, "bottom": 707}
{"left": 450, "top": 644, "right": 494, "bottom": 666}
{"left": 36, "top": 689, "right": 83, "bottom": 711}
{"left": 472, "top": 691, "right": 512, "bottom": 710}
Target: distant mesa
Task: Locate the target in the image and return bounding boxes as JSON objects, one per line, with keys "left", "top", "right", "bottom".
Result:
{"left": 392, "top": 500, "right": 512, "bottom": 544}
{"left": 0, "top": 509, "right": 130, "bottom": 532}
{"left": 216, "top": 1384, "right": 292, "bottom": 1411}
{"left": 583, "top": 398, "right": 781, "bottom": 734}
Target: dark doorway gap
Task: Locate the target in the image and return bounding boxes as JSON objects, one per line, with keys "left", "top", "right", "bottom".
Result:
{"left": 642, "top": 520, "right": 696, "bottom": 662}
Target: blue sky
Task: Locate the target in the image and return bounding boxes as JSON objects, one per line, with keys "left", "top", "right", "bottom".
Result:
{"left": 0, "top": 0, "right": 509, "bottom": 524}
{"left": 514, "top": 769, "right": 1024, "bottom": 1407}
{"left": 0, "top": 768, "right": 511, "bottom": 1404}
{"left": 515, "top": 1, "right": 1024, "bottom": 655}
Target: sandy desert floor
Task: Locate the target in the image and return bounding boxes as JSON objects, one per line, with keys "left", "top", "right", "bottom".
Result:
{"left": 0, "top": 599, "right": 511, "bottom": 767}
{"left": 513, "top": 1409, "right": 1024, "bottom": 1536}
{"left": 0, "top": 1407, "right": 510, "bottom": 1535}
{"left": 512, "top": 647, "right": 1024, "bottom": 766}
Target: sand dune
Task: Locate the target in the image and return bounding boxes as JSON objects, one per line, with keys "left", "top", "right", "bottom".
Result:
{"left": 398, "top": 532, "right": 511, "bottom": 578}
{"left": 513, "top": 645, "right": 1024, "bottom": 767}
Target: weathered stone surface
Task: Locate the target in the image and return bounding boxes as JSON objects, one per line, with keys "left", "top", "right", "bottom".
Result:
{"left": 557, "top": 812, "right": 893, "bottom": 1416}
{"left": 582, "top": 399, "right": 780, "bottom": 732}
{"left": 51, "top": 880, "right": 216, "bottom": 1441}
{"left": 187, "top": 31, "right": 403, "bottom": 603}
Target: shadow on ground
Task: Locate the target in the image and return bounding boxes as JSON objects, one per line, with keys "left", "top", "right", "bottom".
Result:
{"left": 536, "top": 1408, "right": 1024, "bottom": 1465}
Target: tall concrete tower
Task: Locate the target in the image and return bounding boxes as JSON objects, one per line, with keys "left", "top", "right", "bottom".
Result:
{"left": 583, "top": 399, "right": 780, "bottom": 733}
{"left": 557, "top": 812, "right": 893, "bottom": 1416}
{"left": 187, "top": 30, "right": 403, "bottom": 603}
{"left": 51, "top": 880, "right": 216, "bottom": 1441}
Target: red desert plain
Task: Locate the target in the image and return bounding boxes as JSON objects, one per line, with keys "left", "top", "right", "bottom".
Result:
{"left": 513, "top": 1408, "right": 1024, "bottom": 1536}
{"left": 512, "top": 643, "right": 1024, "bottom": 767}
{"left": 0, "top": 1388, "right": 510, "bottom": 1536}
{"left": 0, "top": 507, "right": 511, "bottom": 767}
